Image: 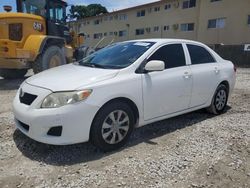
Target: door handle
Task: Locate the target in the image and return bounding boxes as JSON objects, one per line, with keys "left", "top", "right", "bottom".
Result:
{"left": 183, "top": 72, "right": 192, "bottom": 79}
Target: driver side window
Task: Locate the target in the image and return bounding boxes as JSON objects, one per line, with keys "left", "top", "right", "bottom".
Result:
{"left": 48, "top": 2, "right": 65, "bottom": 23}
{"left": 148, "top": 44, "right": 186, "bottom": 69}
{"left": 55, "top": 6, "right": 64, "bottom": 21}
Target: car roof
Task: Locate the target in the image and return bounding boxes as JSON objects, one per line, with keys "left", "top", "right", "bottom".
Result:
{"left": 128, "top": 38, "right": 205, "bottom": 46}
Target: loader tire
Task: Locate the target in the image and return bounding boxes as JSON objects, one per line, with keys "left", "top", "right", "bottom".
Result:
{"left": 0, "top": 69, "right": 27, "bottom": 79}
{"left": 33, "top": 46, "right": 66, "bottom": 73}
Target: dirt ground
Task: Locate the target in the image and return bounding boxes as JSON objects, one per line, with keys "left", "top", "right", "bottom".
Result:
{"left": 0, "top": 68, "right": 249, "bottom": 188}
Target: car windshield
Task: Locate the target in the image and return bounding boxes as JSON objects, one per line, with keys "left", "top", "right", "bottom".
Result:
{"left": 77, "top": 41, "right": 155, "bottom": 69}
{"left": 21, "top": 0, "right": 46, "bottom": 17}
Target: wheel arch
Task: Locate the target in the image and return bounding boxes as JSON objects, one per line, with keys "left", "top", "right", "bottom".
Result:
{"left": 219, "top": 80, "right": 230, "bottom": 91}
{"left": 39, "top": 36, "right": 65, "bottom": 54}
{"left": 90, "top": 97, "right": 140, "bottom": 135}
{"left": 22, "top": 35, "right": 47, "bottom": 61}
{"left": 207, "top": 80, "right": 230, "bottom": 110}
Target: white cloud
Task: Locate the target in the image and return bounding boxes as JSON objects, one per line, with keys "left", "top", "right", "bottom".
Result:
{"left": 67, "top": 0, "right": 159, "bottom": 11}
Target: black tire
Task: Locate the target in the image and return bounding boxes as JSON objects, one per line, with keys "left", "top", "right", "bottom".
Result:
{"left": 0, "top": 69, "right": 27, "bottom": 79}
{"left": 90, "top": 102, "right": 135, "bottom": 152}
{"left": 207, "top": 84, "right": 229, "bottom": 115}
{"left": 33, "top": 46, "right": 66, "bottom": 73}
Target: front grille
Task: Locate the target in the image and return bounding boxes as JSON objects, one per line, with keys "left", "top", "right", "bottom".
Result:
{"left": 9, "top": 23, "right": 23, "bottom": 41}
{"left": 18, "top": 120, "right": 30, "bottom": 132}
{"left": 19, "top": 92, "right": 37, "bottom": 105}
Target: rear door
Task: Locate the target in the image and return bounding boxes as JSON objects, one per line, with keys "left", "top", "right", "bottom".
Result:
{"left": 186, "top": 44, "right": 220, "bottom": 107}
{"left": 142, "top": 43, "right": 192, "bottom": 120}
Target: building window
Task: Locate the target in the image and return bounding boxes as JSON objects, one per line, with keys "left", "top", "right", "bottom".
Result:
{"left": 154, "top": 7, "right": 160, "bottom": 12}
{"left": 180, "top": 23, "right": 194, "bottom": 31}
{"left": 137, "top": 10, "right": 145, "bottom": 17}
{"left": 154, "top": 26, "right": 159, "bottom": 32}
{"left": 208, "top": 18, "right": 226, "bottom": 28}
{"left": 94, "top": 33, "right": 103, "bottom": 39}
{"left": 119, "top": 30, "right": 127, "bottom": 37}
{"left": 109, "top": 32, "right": 113, "bottom": 36}
{"left": 104, "top": 32, "right": 107, "bottom": 37}
{"left": 109, "top": 16, "right": 113, "bottom": 21}
{"left": 183, "top": 0, "right": 196, "bottom": 9}
{"left": 163, "top": 25, "right": 170, "bottom": 31}
{"left": 135, "top": 28, "right": 144, "bottom": 35}
{"left": 119, "top": 14, "right": 128, "bottom": 20}
{"left": 211, "top": 0, "right": 222, "bottom": 2}
{"left": 94, "top": 20, "right": 100, "bottom": 25}
{"left": 165, "top": 4, "right": 171, "bottom": 10}
{"left": 248, "top": 15, "right": 250, "bottom": 25}
{"left": 145, "top": 27, "right": 151, "bottom": 33}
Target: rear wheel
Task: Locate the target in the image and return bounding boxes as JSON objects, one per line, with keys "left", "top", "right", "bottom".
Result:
{"left": 0, "top": 69, "right": 27, "bottom": 79}
{"left": 90, "top": 102, "right": 135, "bottom": 152}
{"left": 207, "top": 84, "right": 229, "bottom": 115}
{"left": 33, "top": 46, "right": 66, "bottom": 73}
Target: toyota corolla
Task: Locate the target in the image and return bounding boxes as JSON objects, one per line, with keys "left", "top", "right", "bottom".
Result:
{"left": 13, "top": 39, "right": 236, "bottom": 151}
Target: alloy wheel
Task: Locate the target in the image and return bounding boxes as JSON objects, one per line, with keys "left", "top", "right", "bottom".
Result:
{"left": 215, "top": 89, "right": 227, "bottom": 111}
{"left": 101, "top": 110, "right": 130, "bottom": 144}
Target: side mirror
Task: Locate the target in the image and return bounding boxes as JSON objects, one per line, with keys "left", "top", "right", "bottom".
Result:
{"left": 144, "top": 60, "right": 165, "bottom": 72}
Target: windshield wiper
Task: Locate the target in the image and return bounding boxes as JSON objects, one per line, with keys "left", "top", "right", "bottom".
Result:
{"left": 81, "top": 63, "right": 107, "bottom": 69}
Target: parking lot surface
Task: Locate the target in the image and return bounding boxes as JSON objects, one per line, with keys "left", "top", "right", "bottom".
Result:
{"left": 0, "top": 68, "right": 249, "bottom": 188}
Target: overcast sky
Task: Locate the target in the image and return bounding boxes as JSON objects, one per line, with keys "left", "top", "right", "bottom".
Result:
{"left": 0, "top": 0, "right": 158, "bottom": 12}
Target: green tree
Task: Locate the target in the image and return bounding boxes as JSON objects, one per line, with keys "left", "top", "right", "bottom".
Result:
{"left": 69, "top": 4, "right": 108, "bottom": 20}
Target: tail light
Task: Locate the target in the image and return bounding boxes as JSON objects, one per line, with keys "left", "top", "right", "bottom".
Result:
{"left": 4, "top": 47, "right": 8, "bottom": 52}
{"left": 9, "top": 23, "right": 23, "bottom": 41}
{"left": 0, "top": 47, "right": 8, "bottom": 52}
{"left": 233, "top": 64, "right": 237, "bottom": 73}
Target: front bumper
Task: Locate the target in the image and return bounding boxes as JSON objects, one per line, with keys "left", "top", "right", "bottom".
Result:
{"left": 13, "top": 82, "right": 100, "bottom": 145}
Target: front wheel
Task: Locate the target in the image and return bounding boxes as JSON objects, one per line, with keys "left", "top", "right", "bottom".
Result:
{"left": 207, "top": 84, "right": 229, "bottom": 115}
{"left": 33, "top": 46, "right": 66, "bottom": 73}
{"left": 0, "top": 69, "right": 27, "bottom": 79}
{"left": 90, "top": 102, "right": 135, "bottom": 152}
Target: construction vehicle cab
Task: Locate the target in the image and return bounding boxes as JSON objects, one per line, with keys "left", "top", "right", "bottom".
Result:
{"left": 0, "top": 0, "right": 84, "bottom": 79}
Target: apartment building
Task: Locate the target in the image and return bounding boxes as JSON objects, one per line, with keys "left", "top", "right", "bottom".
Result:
{"left": 69, "top": 0, "right": 250, "bottom": 48}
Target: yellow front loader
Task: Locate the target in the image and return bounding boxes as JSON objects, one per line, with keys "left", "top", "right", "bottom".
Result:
{"left": 0, "top": 0, "right": 84, "bottom": 79}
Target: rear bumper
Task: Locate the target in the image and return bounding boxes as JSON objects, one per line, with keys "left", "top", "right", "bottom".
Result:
{"left": 0, "top": 39, "right": 33, "bottom": 58}
{"left": 0, "top": 39, "right": 33, "bottom": 69}
{"left": 0, "top": 57, "right": 30, "bottom": 69}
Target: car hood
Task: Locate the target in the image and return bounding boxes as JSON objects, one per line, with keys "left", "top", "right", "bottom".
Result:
{"left": 25, "top": 64, "right": 119, "bottom": 91}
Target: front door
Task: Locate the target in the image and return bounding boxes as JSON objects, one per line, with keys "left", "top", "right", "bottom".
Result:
{"left": 142, "top": 43, "right": 192, "bottom": 120}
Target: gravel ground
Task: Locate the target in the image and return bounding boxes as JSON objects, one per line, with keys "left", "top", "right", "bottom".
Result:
{"left": 0, "top": 68, "right": 249, "bottom": 188}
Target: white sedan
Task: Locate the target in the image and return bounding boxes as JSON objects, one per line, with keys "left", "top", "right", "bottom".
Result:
{"left": 13, "top": 39, "right": 236, "bottom": 151}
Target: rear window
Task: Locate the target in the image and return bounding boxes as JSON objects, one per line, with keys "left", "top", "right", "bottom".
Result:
{"left": 187, "top": 44, "right": 216, "bottom": 65}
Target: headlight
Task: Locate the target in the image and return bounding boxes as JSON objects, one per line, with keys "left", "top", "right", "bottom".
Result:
{"left": 41, "top": 90, "right": 92, "bottom": 108}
